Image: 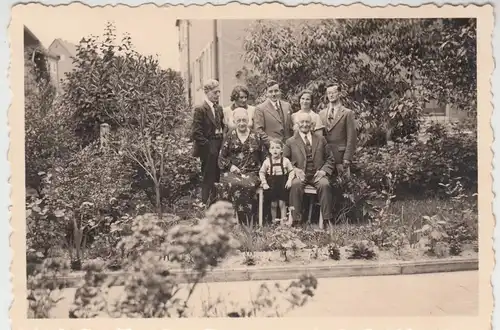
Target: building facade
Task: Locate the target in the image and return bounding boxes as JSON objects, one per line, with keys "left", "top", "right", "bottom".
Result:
{"left": 176, "top": 19, "right": 256, "bottom": 107}
{"left": 24, "top": 26, "right": 60, "bottom": 88}
{"left": 48, "top": 38, "right": 78, "bottom": 92}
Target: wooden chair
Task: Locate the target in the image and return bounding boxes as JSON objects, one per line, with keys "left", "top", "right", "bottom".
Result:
{"left": 257, "top": 185, "right": 324, "bottom": 229}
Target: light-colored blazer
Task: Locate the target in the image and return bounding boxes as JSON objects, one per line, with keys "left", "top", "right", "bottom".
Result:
{"left": 253, "top": 99, "right": 293, "bottom": 147}
{"left": 318, "top": 105, "right": 357, "bottom": 163}
{"left": 223, "top": 105, "right": 256, "bottom": 133}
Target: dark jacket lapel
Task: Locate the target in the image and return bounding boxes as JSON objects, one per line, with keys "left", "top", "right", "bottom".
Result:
{"left": 311, "top": 133, "right": 320, "bottom": 160}
{"left": 328, "top": 106, "right": 346, "bottom": 131}
{"left": 204, "top": 101, "right": 216, "bottom": 127}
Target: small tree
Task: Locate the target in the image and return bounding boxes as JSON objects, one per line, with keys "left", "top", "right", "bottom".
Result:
{"left": 62, "top": 22, "right": 196, "bottom": 218}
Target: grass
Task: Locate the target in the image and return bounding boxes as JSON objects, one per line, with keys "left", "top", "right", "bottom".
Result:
{"left": 31, "top": 195, "right": 477, "bottom": 273}
{"left": 232, "top": 197, "right": 478, "bottom": 253}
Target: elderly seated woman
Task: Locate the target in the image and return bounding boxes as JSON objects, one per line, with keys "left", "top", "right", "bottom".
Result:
{"left": 215, "top": 107, "right": 265, "bottom": 223}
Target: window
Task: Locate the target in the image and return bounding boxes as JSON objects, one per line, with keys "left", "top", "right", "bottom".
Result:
{"left": 60, "top": 54, "right": 65, "bottom": 61}
{"left": 199, "top": 56, "right": 204, "bottom": 87}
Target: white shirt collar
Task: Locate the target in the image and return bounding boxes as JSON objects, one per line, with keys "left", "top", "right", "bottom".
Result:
{"left": 328, "top": 103, "right": 341, "bottom": 117}
{"left": 205, "top": 96, "right": 214, "bottom": 109}
{"left": 299, "top": 131, "right": 312, "bottom": 143}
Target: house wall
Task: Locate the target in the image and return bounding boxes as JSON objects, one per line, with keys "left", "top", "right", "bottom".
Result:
{"left": 177, "top": 20, "right": 190, "bottom": 104}
{"left": 178, "top": 19, "right": 256, "bottom": 107}
{"left": 184, "top": 20, "right": 217, "bottom": 106}
{"left": 48, "top": 40, "right": 75, "bottom": 90}
{"left": 217, "top": 19, "right": 255, "bottom": 106}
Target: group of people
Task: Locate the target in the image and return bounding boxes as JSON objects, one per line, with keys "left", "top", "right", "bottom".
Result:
{"left": 191, "top": 78, "right": 357, "bottom": 226}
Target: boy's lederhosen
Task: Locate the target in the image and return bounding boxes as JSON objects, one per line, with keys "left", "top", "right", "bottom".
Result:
{"left": 265, "top": 157, "right": 288, "bottom": 202}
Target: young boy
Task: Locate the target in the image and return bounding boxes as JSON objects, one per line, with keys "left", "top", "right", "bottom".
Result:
{"left": 259, "top": 138, "right": 295, "bottom": 224}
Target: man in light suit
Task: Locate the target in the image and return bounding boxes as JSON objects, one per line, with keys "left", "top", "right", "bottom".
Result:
{"left": 318, "top": 83, "right": 357, "bottom": 167}
{"left": 253, "top": 79, "right": 293, "bottom": 149}
{"left": 253, "top": 79, "right": 293, "bottom": 223}
{"left": 284, "top": 112, "right": 336, "bottom": 226}
{"left": 191, "top": 79, "right": 225, "bottom": 206}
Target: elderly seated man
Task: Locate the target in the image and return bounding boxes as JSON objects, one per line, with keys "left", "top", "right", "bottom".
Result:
{"left": 283, "top": 112, "right": 338, "bottom": 226}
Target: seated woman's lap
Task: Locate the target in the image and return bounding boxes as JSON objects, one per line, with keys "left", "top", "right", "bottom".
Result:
{"left": 215, "top": 172, "right": 260, "bottom": 213}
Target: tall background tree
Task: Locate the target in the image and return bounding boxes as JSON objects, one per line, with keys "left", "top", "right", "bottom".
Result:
{"left": 242, "top": 18, "right": 476, "bottom": 145}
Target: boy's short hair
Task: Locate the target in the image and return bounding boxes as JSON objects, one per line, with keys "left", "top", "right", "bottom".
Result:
{"left": 269, "top": 138, "right": 284, "bottom": 148}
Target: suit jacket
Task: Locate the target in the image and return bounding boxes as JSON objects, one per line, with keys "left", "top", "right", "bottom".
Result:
{"left": 253, "top": 99, "right": 293, "bottom": 147}
{"left": 318, "top": 105, "right": 357, "bottom": 162}
{"left": 283, "top": 132, "right": 335, "bottom": 176}
{"left": 191, "top": 101, "right": 225, "bottom": 158}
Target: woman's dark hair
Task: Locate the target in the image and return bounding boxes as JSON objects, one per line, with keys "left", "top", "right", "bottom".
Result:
{"left": 230, "top": 85, "right": 250, "bottom": 103}
{"left": 297, "top": 89, "right": 315, "bottom": 109}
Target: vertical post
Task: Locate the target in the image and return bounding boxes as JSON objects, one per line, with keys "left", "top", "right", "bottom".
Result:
{"left": 100, "top": 123, "right": 110, "bottom": 151}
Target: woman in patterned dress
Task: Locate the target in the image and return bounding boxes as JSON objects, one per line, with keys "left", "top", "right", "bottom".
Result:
{"left": 216, "top": 107, "right": 264, "bottom": 223}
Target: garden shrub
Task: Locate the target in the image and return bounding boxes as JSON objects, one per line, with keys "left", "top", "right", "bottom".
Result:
{"left": 62, "top": 202, "right": 318, "bottom": 318}
{"left": 347, "top": 240, "right": 378, "bottom": 260}
{"left": 353, "top": 121, "right": 477, "bottom": 197}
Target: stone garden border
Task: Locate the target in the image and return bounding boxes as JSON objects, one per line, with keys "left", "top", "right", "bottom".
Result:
{"left": 53, "top": 257, "right": 478, "bottom": 288}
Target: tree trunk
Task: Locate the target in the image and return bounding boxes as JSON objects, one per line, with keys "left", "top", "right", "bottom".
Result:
{"left": 155, "top": 183, "right": 162, "bottom": 220}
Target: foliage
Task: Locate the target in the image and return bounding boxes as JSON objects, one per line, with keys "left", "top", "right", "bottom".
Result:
{"left": 202, "top": 274, "right": 318, "bottom": 317}
{"left": 269, "top": 226, "right": 306, "bottom": 261}
{"left": 243, "top": 19, "right": 476, "bottom": 144}
{"left": 347, "top": 240, "right": 378, "bottom": 260}
{"left": 27, "top": 258, "right": 70, "bottom": 318}
{"left": 61, "top": 202, "right": 317, "bottom": 318}
{"left": 414, "top": 215, "right": 449, "bottom": 255}
{"left": 326, "top": 244, "right": 340, "bottom": 260}
{"left": 234, "top": 66, "right": 268, "bottom": 105}
{"left": 24, "top": 46, "right": 75, "bottom": 191}
{"left": 353, "top": 121, "right": 477, "bottom": 197}
{"left": 61, "top": 22, "right": 197, "bottom": 216}
{"left": 38, "top": 143, "right": 135, "bottom": 267}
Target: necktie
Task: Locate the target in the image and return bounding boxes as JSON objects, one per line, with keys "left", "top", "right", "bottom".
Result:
{"left": 214, "top": 104, "right": 221, "bottom": 130}
{"left": 304, "top": 135, "right": 311, "bottom": 147}
{"left": 328, "top": 108, "right": 335, "bottom": 130}
{"left": 275, "top": 101, "right": 285, "bottom": 123}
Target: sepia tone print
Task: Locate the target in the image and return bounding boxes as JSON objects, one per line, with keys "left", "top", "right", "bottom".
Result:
{"left": 9, "top": 2, "right": 493, "bottom": 330}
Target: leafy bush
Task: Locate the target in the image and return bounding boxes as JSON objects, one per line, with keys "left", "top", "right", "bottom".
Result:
{"left": 347, "top": 240, "right": 378, "bottom": 260}
{"left": 326, "top": 244, "right": 340, "bottom": 260}
{"left": 353, "top": 122, "right": 477, "bottom": 197}
{"left": 243, "top": 19, "right": 476, "bottom": 144}
{"left": 269, "top": 226, "right": 306, "bottom": 261}
{"left": 61, "top": 21, "right": 198, "bottom": 216}
{"left": 27, "top": 258, "right": 70, "bottom": 318}
{"left": 62, "top": 202, "right": 317, "bottom": 318}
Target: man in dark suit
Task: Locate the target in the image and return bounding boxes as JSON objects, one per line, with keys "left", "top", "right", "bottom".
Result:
{"left": 318, "top": 83, "right": 357, "bottom": 167}
{"left": 191, "top": 79, "right": 225, "bottom": 206}
{"left": 284, "top": 112, "right": 336, "bottom": 225}
{"left": 253, "top": 79, "right": 293, "bottom": 149}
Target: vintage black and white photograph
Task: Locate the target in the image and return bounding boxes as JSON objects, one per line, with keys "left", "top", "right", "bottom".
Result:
{"left": 9, "top": 2, "right": 493, "bottom": 328}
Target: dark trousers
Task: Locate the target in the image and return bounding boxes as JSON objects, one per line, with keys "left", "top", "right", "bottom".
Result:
{"left": 200, "top": 138, "right": 222, "bottom": 205}
{"left": 289, "top": 176, "right": 333, "bottom": 223}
